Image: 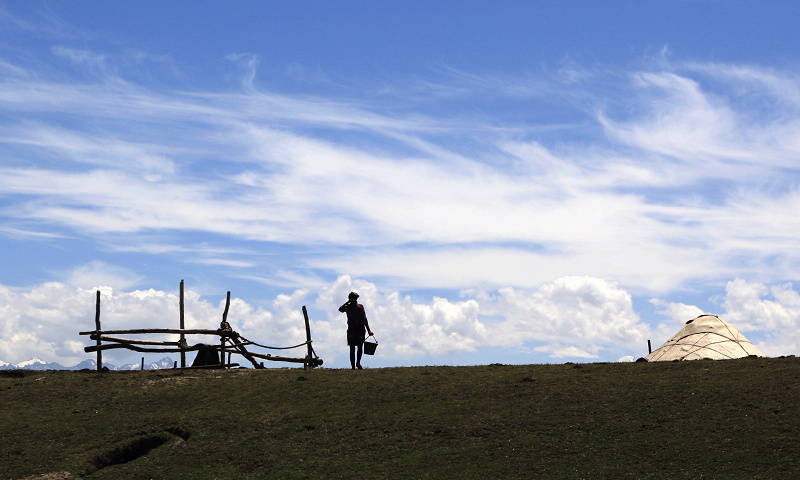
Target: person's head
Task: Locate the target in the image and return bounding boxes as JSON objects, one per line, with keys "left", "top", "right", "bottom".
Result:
{"left": 348, "top": 291, "right": 359, "bottom": 302}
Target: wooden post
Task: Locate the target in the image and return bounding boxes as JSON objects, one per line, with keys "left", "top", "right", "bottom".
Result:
{"left": 220, "top": 338, "right": 226, "bottom": 369}
{"left": 94, "top": 290, "right": 102, "bottom": 372}
{"left": 302, "top": 306, "right": 312, "bottom": 370}
{"left": 141, "top": 357, "right": 144, "bottom": 370}
{"left": 222, "top": 291, "right": 231, "bottom": 325}
{"left": 221, "top": 292, "right": 231, "bottom": 369}
{"left": 180, "top": 280, "right": 185, "bottom": 368}
{"left": 648, "top": 340, "right": 652, "bottom": 354}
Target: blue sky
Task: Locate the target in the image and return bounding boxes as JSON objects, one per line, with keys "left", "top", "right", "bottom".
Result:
{"left": 2, "top": 1, "right": 800, "bottom": 368}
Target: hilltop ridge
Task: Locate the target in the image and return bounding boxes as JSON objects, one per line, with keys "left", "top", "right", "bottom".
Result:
{"left": 2, "top": 356, "right": 799, "bottom": 479}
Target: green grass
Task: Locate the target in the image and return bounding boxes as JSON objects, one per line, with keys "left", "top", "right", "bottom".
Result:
{"left": 2, "top": 357, "right": 799, "bottom": 479}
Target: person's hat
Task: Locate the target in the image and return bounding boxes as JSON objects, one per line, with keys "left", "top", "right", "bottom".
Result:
{"left": 348, "top": 291, "right": 359, "bottom": 299}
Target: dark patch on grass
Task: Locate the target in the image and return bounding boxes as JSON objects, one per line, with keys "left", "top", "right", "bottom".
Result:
{"left": 84, "top": 428, "right": 189, "bottom": 476}
{"left": 85, "top": 434, "right": 169, "bottom": 475}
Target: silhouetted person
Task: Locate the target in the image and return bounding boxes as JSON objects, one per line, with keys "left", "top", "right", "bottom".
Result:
{"left": 339, "top": 291, "right": 373, "bottom": 369}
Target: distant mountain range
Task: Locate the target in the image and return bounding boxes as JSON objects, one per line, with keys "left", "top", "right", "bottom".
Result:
{"left": 0, "top": 356, "right": 177, "bottom": 371}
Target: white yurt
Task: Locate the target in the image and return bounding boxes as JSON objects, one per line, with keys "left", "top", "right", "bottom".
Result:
{"left": 646, "top": 314, "right": 763, "bottom": 362}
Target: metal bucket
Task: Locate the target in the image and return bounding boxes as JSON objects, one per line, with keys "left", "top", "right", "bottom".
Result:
{"left": 363, "top": 336, "right": 378, "bottom": 355}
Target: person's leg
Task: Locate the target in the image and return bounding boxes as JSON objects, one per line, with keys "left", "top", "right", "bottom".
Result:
{"left": 356, "top": 344, "right": 363, "bottom": 369}
{"left": 349, "top": 344, "right": 356, "bottom": 369}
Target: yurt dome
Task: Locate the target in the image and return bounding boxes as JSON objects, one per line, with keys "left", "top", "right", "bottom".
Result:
{"left": 646, "top": 314, "right": 763, "bottom": 362}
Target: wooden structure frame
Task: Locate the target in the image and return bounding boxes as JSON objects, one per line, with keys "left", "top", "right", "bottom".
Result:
{"left": 79, "top": 280, "right": 323, "bottom": 370}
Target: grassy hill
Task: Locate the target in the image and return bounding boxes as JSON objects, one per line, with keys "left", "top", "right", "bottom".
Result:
{"left": 2, "top": 356, "right": 799, "bottom": 479}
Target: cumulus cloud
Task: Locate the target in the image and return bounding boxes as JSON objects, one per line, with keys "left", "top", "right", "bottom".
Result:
{"left": 0, "top": 282, "right": 104, "bottom": 365}
{"left": 720, "top": 279, "right": 800, "bottom": 356}
{"left": 0, "top": 281, "right": 301, "bottom": 367}
{"left": 4, "top": 274, "right": 800, "bottom": 367}
{"left": 535, "top": 344, "right": 599, "bottom": 359}
{"left": 313, "top": 275, "right": 485, "bottom": 362}
{"left": 486, "top": 276, "right": 650, "bottom": 358}
{"left": 0, "top": 275, "right": 663, "bottom": 367}
{"left": 649, "top": 298, "right": 705, "bottom": 324}
{"left": 647, "top": 299, "right": 708, "bottom": 346}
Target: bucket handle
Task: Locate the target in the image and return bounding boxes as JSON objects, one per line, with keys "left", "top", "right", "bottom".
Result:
{"left": 366, "top": 334, "right": 378, "bottom": 344}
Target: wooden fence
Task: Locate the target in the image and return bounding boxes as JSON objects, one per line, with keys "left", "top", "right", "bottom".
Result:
{"left": 79, "top": 280, "right": 323, "bottom": 371}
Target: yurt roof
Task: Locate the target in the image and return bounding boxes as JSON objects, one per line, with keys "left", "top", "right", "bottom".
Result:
{"left": 646, "top": 314, "right": 763, "bottom": 362}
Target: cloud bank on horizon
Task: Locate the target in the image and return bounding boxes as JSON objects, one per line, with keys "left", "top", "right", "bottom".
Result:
{"left": 2, "top": 276, "right": 800, "bottom": 368}
{"left": 1, "top": 2, "right": 799, "bottom": 367}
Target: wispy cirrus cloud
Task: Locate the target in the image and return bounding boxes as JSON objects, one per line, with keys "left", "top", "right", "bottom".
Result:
{"left": 2, "top": 43, "right": 800, "bottom": 297}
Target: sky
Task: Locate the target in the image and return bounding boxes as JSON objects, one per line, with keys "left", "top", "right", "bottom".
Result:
{"left": 2, "top": 1, "right": 800, "bottom": 369}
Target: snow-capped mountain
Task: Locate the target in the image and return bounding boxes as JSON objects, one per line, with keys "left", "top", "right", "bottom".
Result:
{"left": 15, "top": 357, "right": 48, "bottom": 368}
{"left": 4, "top": 357, "right": 67, "bottom": 371}
{"left": 0, "top": 356, "right": 177, "bottom": 371}
{"left": 116, "top": 357, "right": 177, "bottom": 371}
{"left": 72, "top": 359, "right": 100, "bottom": 370}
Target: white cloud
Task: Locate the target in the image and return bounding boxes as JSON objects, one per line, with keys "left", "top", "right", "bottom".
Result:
{"left": 313, "top": 275, "right": 486, "bottom": 362}
{"left": 0, "top": 226, "right": 67, "bottom": 240}
{"left": 649, "top": 298, "right": 705, "bottom": 324}
{"left": 599, "top": 67, "right": 800, "bottom": 180}
{"left": 601, "top": 71, "right": 742, "bottom": 165}
{"left": 0, "top": 282, "right": 275, "bottom": 367}
{"left": 0, "top": 275, "right": 660, "bottom": 367}
{"left": 5, "top": 61, "right": 798, "bottom": 294}
{"left": 314, "top": 241, "right": 710, "bottom": 294}
{"left": 1, "top": 123, "right": 177, "bottom": 178}
{"left": 4, "top": 274, "right": 800, "bottom": 368}
{"left": 0, "top": 282, "right": 100, "bottom": 365}
{"left": 3, "top": 43, "right": 800, "bottom": 337}
{"left": 253, "top": 275, "right": 652, "bottom": 364}
{"left": 59, "top": 260, "right": 144, "bottom": 290}
{"left": 193, "top": 258, "right": 255, "bottom": 268}
{"left": 647, "top": 299, "right": 708, "bottom": 347}
{"left": 535, "top": 344, "right": 599, "bottom": 359}
{"left": 487, "top": 276, "right": 650, "bottom": 352}
{"left": 719, "top": 279, "right": 800, "bottom": 357}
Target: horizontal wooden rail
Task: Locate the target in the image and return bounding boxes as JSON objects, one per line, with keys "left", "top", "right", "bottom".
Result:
{"left": 90, "top": 335, "right": 185, "bottom": 347}
{"left": 85, "top": 344, "right": 206, "bottom": 353}
{"left": 80, "top": 328, "right": 230, "bottom": 336}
